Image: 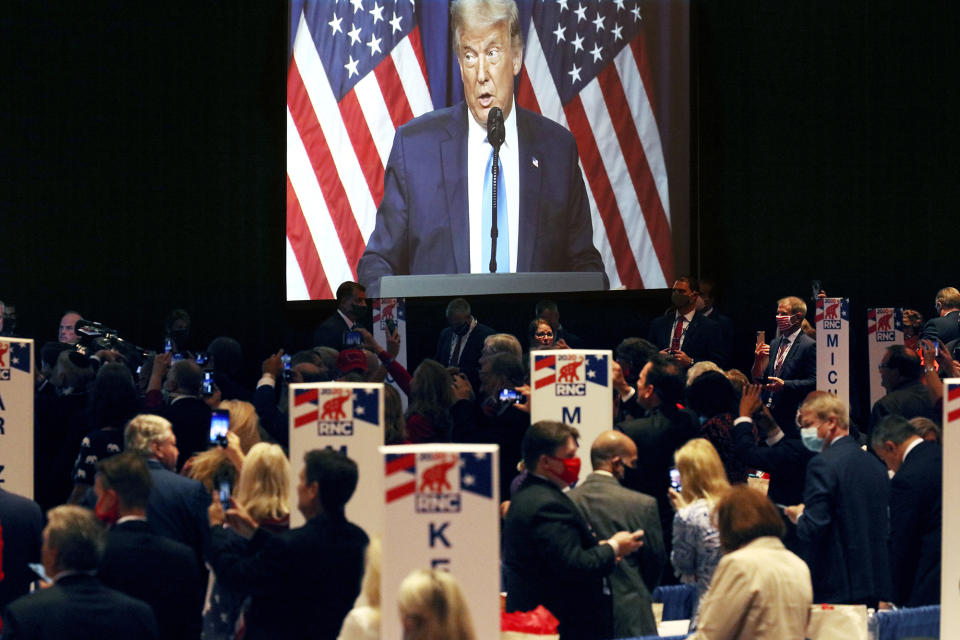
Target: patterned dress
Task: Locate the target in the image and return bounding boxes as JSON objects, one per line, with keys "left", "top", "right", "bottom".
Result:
{"left": 671, "top": 498, "right": 722, "bottom": 629}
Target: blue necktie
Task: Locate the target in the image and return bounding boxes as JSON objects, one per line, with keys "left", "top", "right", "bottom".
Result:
{"left": 482, "top": 147, "right": 508, "bottom": 273}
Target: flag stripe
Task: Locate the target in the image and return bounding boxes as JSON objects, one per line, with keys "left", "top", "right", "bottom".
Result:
{"left": 338, "top": 87, "right": 386, "bottom": 206}
{"left": 386, "top": 481, "right": 416, "bottom": 502}
{"left": 373, "top": 54, "right": 415, "bottom": 129}
{"left": 294, "top": 411, "right": 318, "bottom": 428}
{"left": 286, "top": 177, "right": 333, "bottom": 299}
{"left": 534, "top": 355, "right": 556, "bottom": 370}
{"left": 386, "top": 453, "right": 416, "bottom": 474}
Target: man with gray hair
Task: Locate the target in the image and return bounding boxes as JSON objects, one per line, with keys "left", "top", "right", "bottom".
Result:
{"left": 921, "top": 286, "right": 960, "bottom": 343}
{"left": 871, "top": 415, "right": 941, "bottom": 607}
{"left": 124, "top": 414, "right": 210, "bottom": 563}
{"left": 784, "top": 393, "right": 891, "bottom": 607}
{"left": 357, "top": 0, "right": 604, "bottom": 296}
{"left": 569, "top": 431, "right": 664, "bottom": 637}
{"left": 1, "top": 505, "right": 158, "bottom": 639}
{"left": 434, "top": 297, "right": 495, "bottom": 391}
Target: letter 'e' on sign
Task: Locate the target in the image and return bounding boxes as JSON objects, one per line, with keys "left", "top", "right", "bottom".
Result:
{"left": 380, "top": 443, "right": 499, "bottom": 640}
{"left": 289, "top": 382, "right": 384, "bottom": 532}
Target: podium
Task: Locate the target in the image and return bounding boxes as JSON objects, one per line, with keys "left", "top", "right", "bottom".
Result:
{"left": 378, "top": 271, "right": 609, "bottom": 298}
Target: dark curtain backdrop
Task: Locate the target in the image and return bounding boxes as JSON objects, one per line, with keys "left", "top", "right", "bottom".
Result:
{"left": 2, "top": 0, "right": 957, "bottom": 423}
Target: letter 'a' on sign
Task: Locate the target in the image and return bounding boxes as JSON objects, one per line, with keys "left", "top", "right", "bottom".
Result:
{"left": 0, "top": 338, "right": 34, "bottom": 498}
{"left": 530, "top": 349, "right": 612, "bottom": 482}
{"left": 380, "top": 443, "right": 499, "bottom": 640}
{"left": 815, "top": 298, "right": 850, "bottom": 407}
{"left": 288, "top": 382, "right": 384, "bottom": 533}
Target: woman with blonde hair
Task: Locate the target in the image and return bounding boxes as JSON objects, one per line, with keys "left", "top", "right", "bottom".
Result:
{"left": 397, "top": 569, "right": 475, "bottom": 640}
{"left": 218, "top": 399, "right": 262, "bottom": 454}
{"left": 234, "top": 442, "right": 291, "bottom": 529}
{"left": 669, "top": 438, "right": 730, "bottom": 630}
{"left": 338, "top": 536, "right": 382, "bottom": 640}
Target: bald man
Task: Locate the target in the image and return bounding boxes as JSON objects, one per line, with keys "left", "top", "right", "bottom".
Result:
{"left": 569, "top": 431, "right": 665, "bottom": 638}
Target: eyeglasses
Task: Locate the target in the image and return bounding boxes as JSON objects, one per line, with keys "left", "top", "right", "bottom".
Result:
{"left": 535, "top": 331, "right": 554, "bottom": 338}
{"left": 461, "top": 47, "right": 504, "bottom": 69}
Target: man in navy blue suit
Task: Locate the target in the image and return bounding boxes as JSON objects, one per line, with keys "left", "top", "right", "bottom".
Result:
{"left": 752, "top": 295, "right": 816, "bottom": 437}
{"left": 920, "top": 286, "right": 960, "bottom": 344}
{"left": 647, "top": 276, "right": 725, "bottom": 368}
{"left": 357, "top": 0, "right": 604, "bottom": 297}
{"left": 785, "top": 393, "right": 891, "bottom": 607}
{"left": 871, "top": 415, "right": 941, "bottom": 607}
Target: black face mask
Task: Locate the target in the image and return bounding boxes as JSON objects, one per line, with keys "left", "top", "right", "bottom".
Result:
{"left": 168, "top": 328, "right": 189, "bottom": 345}
{"left": 453, "top": 321, "right": 471, "bottom": 336}
{"left": 671, "top": 292, "right": 691, "bottom": 308}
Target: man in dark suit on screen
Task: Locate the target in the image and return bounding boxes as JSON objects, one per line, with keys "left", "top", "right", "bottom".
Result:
{"left": 569, "top": 431, "right": 665, "bottom": 638}
{"left": 2, "top": 505, "right": 158, "bottom": 639}
{"left": 357, "top": 0, "right": 604, "bottom": 297}
{"left": 871, "top": 415, "right": 941, "bottom": 607}
{"left": 503, "top": 421, "right": 643, "bottom": 640}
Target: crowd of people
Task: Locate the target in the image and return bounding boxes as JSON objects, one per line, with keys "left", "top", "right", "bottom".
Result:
{"left": 0, "top": 279, "right": 954, "bottom": 639}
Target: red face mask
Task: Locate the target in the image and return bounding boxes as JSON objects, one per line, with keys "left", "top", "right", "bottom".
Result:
{"left": 549, "top": 455, "right": 581, "bottom": 486}
{"left": 95, "top": 495, "right": 119, "bottom": 527}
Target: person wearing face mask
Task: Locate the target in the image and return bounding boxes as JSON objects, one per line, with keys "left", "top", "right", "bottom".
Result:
{"left": 313, "top": 281, "right": 369, "bottom": 351}
{"left": 751, "top": 296, "right": 816, "bottom": 438}
{"left": 568, "top": 431, "right": 665, "bottom": 638}
{"left": 433, "top": 297, "right": 494, "bottom": 392}
{"left": 783, "top": 393, "right": 892, "bottom": 608}
{"left": 95, "top": 452, "right": 203, "bottom": 640}
{"left": 503, "top": 421, "right": 644, "bottom": 640}
{"left": 648, "top": 277, "right": 725, "bottom": 369}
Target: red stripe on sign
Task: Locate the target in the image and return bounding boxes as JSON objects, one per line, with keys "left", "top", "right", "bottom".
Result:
{"left": 287, "top": 59, "right": 366, "bottom": 270}
{"left": 294, "top": 388, "right": 318, "bottom": 405}
{"left": 338, "top": 88, "right": 385, "bottom": 206}
{"left": 948, "top": 386, "right": 960, "bottom": 402}
{"left": 516, "top": 68, "right": 542, "bottom": 114}
{"left": 386, "top": 453, "right": 416, "bottom": 475}
{"left": 374, "top": 54, "right": 415, "bottom": 129}
{"left": 948, "top": 408, "right": 960, "bottom": 423}
{"left": 535, "top": 374, "right": 557, "bottom": 390}
{"left": 596, "top": 62, "right": 673, "bottom": 284}
{"left": 407, "top": 27, "right": 430, "bottom": 89}
{"left": 535, "top": 355, "right": 556, "bottom": 370}
{"left": 814, "top": 314, "right": 824, "bottom": 323}
{"left": 286, "top": 178, "right": 333, "bottom": 300}
{"left": 564, "top": 97, "right": 644, "bottom": 289}
{"left": 867, "top": 324, "right": 876, "bottom": 334}
{"left": 294, "top": 411, "right": 318, "bottom": 429}
{"left": 386, "top": 481, "right": 416, "bottom": 503}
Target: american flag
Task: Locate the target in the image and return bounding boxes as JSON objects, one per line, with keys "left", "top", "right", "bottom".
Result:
{"left": 286, "top": 0, "right": 432, "bottom": 300}
{"left": 946, "top": 381, "right": 960, "bottom": 425}
{"left": 517, "top": 0, "right": 673, "bottom": 289}
{"left": 287, "top": 0, "right": 674, "bottom": 298}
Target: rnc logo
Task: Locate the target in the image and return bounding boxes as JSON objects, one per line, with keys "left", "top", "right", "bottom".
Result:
{"left": 875, "top": 310, "right": 895, "bottom": 342}
{"left": 0, "top": 341, "right": 30, "bottom": 381}
{"left": 317, "top": 389, "right": 354, "bottom": 436}
{"left": 415, "top": 453, "right": 461, "bottom": 513}
{"left": 555, "top": 355, "right": 586, "bottom": 396}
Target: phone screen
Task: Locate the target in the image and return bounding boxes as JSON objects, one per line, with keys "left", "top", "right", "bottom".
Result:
{"left": 218, "top": 478, "right": 232, "bottom": 505}
{"left": 202, "top": 371, "right": 215, "bottom": 396}
{"left": 209, "top": 409, "right": 229, "bottom": 446}
{"left": 669, "top": 467, "right": 682, "bottom": 492}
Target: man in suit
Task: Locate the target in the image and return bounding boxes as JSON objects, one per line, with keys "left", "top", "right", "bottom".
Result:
{"left": 869, "top": 345, "right": 939, "bottom": 439}
{"left": 124, "top": 414, "right": 210, "bottom": 566}
{"left": 920, "top": 286, "right": 960, "bottom": 343}
{"left": 313, "top": 281, "right": 367, "bottom": 350}
{"left": 208, "top": 448, "right": 369, "bottom": 640}
{"left": 2, "top": 505, "right": 158, "bottom": 639}
{"left": 785, "top": 393, "right": 891, "bottom": 607}
{"left": 697, "top": 278, "right": 734, "bottom": 367}
{"left": 160, "top": 359, "right": 212, "bottom": 470}
{"left": 503, "top": 421, "right": 644, "bottom": 640}
{"left": 95, "top": 453, "right": 203, "bottom": 640}
{"left": 752, "top": 295, "right": 816, "bottom": 437}
{"left": 617, "top": 354, "right": 698, "bottom": 555}
{"left": 357, "top": 0, "right": 604, "bottom": 297}
{"left": 647, "top": 276, "right": 725, "bottom": 368}
{"left": 569, "top": 431, "right": 665, "bottom": 638}
{"left": 434, "top": 297, "right": 495, "bottom": 391}
{"left": 871, "top": 415, "right": 941, "bottom": 607}
{"left": 0, "top": 488, "right": 43, "bottom": 616}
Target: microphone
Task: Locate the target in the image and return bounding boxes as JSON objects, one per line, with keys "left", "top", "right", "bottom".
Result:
{"left": 486, "top": 107, "right": 505, "bottom": 273}
{"left": 487, "top": 107, "right": 505, "bottom": 149}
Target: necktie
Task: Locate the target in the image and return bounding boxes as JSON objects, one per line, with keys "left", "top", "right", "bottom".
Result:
{"left": 670, "top": 316, "right": 685, "bottom": 351}
{"left": 482, "top": 147, "right": 508, "bottom": 273}
{"left": 450, "top": 333, "right": 464, "bottom": 367}
{"left": 774, "top": 338, "right": 791, "bottom": 376}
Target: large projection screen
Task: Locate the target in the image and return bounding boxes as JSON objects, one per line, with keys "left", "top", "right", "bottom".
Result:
{"left": 285, "top": 0, "right": 689, "bottom": 300}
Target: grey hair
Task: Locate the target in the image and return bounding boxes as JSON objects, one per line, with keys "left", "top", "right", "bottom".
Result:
{"left": 871, "top": 414, "right": 921, "bottom": 449}
{"left": 124, "top": 413, "right": 174, "bottom": 457}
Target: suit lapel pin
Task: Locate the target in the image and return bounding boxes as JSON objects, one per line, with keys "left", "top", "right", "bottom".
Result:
{"left": 531, "top": 157, "right": 539, "bottom": 168}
